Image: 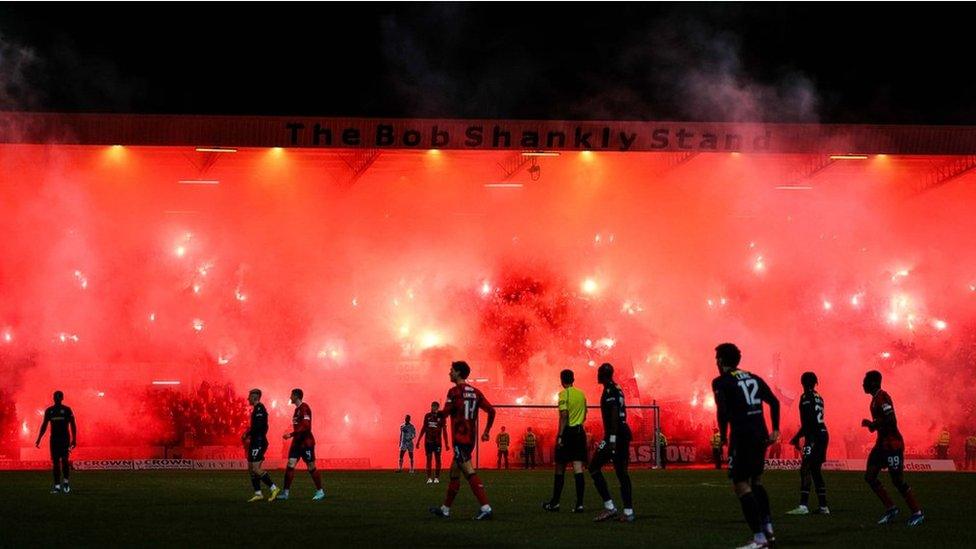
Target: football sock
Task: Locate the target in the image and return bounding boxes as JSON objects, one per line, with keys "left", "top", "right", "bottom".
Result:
{"left": 52, "top": 463, "right": 60, "bottom": 485}
{"left": 284, "top": 467, "right": 296, "bottom": 490}
{"left": 812, "top": 468, "right": 827, "bottom": 507}
{"left": 310, "top": 469, "right": 323, "bottom": 490}
{"left": 617, "top": 468, "right": 633, "bottom": 509}
{"left": 574, "top": 473, "right": 585, "bottom": 507}
{"left": 260, "top": 473, "right": 274, "bottom": 487}
{"left": 752, "top": 484, "right": 771, "bottom": 524}
{"left": 61, "top": 458, "right": 70, "bottom": 480}
{"left": 591, "top": 470, "right": 612, "bottom": 503}
{"left": 800, "top": 470, "right": 812, "bottom": 506}
{"left": 250, "top": 473, "right": 261, "bottom": 491}
{"left": 444, "top": 478, "right": 461, "bottom": 507}
{"left": 466, "top": 473, "right": 489, "bottom": 506}
{"left": 551, "top": 473, "right": 565, "bottom": 503}
{"left": 897, "top": 483, "right": 921, "bottom": 513}
{"left": 738, "top": 492, "right": 763, "bottom": 535}
{"left": 868, "top": 479, "right": 895, "bottom": 508}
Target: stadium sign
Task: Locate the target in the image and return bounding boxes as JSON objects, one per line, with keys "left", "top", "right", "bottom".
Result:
{"left": 7, "top": 112, "right": 976, "bottom": 154}
{"left": 185, "top": 446, "right": 248, "bottom": 460}
{"left": 133, "top": 459, "right": 194, "bottom": 470}
{"left": 284, "top": 122, "right": 771, "bottom": 152}
{"left": 320, "top": 457, "right": 372, "bottom": 469}
{"left": 630, "top": 443, "right": 696, "bottom": 464}
{"left": 193, "top": 460, "right": 249, "bottom": 470}
{"left": 765, "top": 458, "right": 956, "bottom": 471}
{"left": 0, "top": 459, "right": 54, "bottom": 470}
{"left": 0, "top": 457, "right": 960, "bottom": 471}
{"left": 74, "top": 459, "right": 135, "bottom": 470}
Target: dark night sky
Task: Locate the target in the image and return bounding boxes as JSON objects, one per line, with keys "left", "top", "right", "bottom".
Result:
{"left": 0, "top": 2, "right": 973, "bottom": 124}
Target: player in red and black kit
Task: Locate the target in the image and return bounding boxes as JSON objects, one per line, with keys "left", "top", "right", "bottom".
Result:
{"left": 275, "top": 388, "right": 324, "bottom": 501}
{"left": 861, "top": 370, "right": 924, "bottom": 526}
{"left": 429, "top": 360, "right": 496, "bottom": 520}
{"left": 416, "top": 401, "right": 450, "bottom": 484}
{"left": 35, "top": 391, "right": 76, "bottom": 494}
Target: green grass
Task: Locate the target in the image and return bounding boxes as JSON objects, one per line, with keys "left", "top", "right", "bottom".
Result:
{"left": 1, "top": 469, "right": 973, "bottom": 547}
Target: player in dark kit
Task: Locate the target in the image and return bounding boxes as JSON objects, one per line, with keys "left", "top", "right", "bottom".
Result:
{"left": 861, "top": 370, "right": 924, "bottom": 526}
{"left": 35, "top": 391, "right": 77, "bottom": 494}
{"left": 429, "top": 360, "right": 496, "bottom": 520}
{"left": 589, "top": 363, "right": 635, "bottom": 523}
{"left": 786, "top": 372, "right": 829, "bottom": 515}
{"left": 712, "top": 343, "right": 780, "bottom": 549}
{"left": 276, "top": 388, "right": 324, "bottom": 501}
{"left": 242, "top": 389, "right": 279, "bottom": 502}
{"left": 416, "top": 401, "right": 450, "bottom": 484}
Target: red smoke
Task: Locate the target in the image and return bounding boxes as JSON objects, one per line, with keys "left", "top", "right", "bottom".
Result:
{"left": 1, "top": 145, "right": 975, "bottom": 465}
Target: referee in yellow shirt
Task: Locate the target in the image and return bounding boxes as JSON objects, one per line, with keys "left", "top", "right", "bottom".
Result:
{"left": 543, "top": 369, "right": 588, "bottom": 512}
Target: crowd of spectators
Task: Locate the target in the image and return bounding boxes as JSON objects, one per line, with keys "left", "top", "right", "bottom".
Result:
{"left": 0, "top": 390, "right": 18, "bottom": 457}
{"left": 142, "top": 381, "right": 249, "bottom": 447}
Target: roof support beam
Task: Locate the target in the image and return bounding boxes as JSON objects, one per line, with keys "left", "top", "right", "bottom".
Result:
{"left": 339, "top": 149, "right": 382, "bottom": 186}
{"left": 496, "top": 152, "right": 535, "bottom": 181}
{"left": 782, "top": 155, "right": 836, "bottom": 186}
{"left": 183, "top": 151, "right": 223, "bottom": 177}
{"left": 912, "top": 155, "right": 976, "bottom": 196}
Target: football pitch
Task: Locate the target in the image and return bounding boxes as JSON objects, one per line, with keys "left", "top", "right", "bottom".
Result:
{"left": 2, "top": 469, "right": 973, "bottom": 548}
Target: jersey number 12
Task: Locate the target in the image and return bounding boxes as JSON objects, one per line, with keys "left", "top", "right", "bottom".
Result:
{"left": 737, "top": 379, "right": 760, "bottom": 406}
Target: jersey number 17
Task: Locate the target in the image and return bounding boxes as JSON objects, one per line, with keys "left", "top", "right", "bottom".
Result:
{"left": 463, "top": 399, "right": 477, "bottom": 420}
